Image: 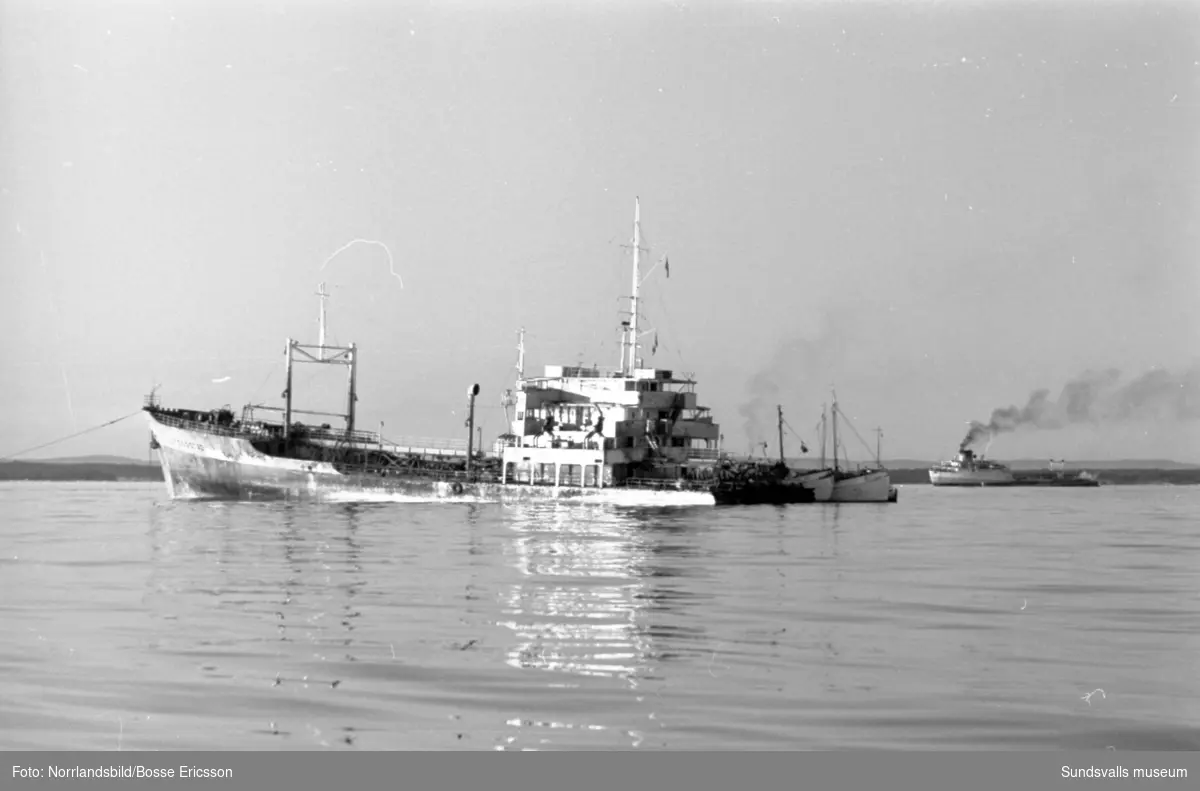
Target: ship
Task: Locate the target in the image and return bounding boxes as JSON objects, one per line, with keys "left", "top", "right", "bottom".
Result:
{"left": 817, "top": 394, "right": 898, "bottom": 503}
{"left": 145, "top": 198, "right": 727, "bottom": 505}
{"left": 710, "top": 459, "right": 817, "bottom": 505}
{"left": 928, "top": 448, "right": 1016, "bottom": 486}
{"left": 1010, "top": 460, "right": 1102, "bottom": 487}
{"left": 708, "top": 406, "right": 823, "bottom": 505}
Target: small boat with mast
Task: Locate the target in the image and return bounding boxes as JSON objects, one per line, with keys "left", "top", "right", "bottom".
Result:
{"left": 144, "top": 198, "right": 732, "bottom": 505}
{"left": 774, "top": 404, "right": 836, "bottom": 501}
{"left": 708, "top": 405, "right": 820, "bottom": 505}
{"left": 816, "top": 392, "right": 898, "bottom": 503}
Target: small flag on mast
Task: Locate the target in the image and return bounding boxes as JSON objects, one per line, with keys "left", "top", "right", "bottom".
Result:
{"left": 652, "top": 332, "right": 659, "bottom": 354}
{"left": 664, "top": 256, "right": 670, "bottom": 278}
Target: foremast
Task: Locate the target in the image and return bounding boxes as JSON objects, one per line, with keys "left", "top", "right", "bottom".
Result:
{"left": 282, "top": 283, "right": 358, "bottom": 440}
{"left": 620, "top": 198, "right": 644, "bottom": 375}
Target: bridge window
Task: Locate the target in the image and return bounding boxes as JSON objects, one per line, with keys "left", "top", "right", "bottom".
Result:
{"left": 507, "top": 461, "right": 532, "bottom": 484}
{"left": 560, "top": 464, "right": 582, "bottom": 486}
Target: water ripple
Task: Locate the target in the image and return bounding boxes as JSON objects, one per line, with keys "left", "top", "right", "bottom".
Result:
{"left": 1, "top": 481, "right": 1198, "bottom": 749}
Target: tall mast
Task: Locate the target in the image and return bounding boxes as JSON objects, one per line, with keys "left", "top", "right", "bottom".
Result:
{"left": 819, "top": 404, "right": 827, "bottom": 469}
{"left": 283, "top": 338, "right": 294, "bottom": 439}
{"left": 346, "top": 343, "right": 357, "bottom": 436}
{"left": 626, "top": 197, "right": 641, "bottom": 376}
{"left": 777, "top": 404, "right": 785, "bottom": 464}
{"left": 316, "top": 282, "right": 329, "bottom": 360}
{"left": 515, "top": 326, "right": 526, "bottom": 381}
{"left": 831, "top": 390, "right": 840, "bottom": 473}
{"left": 875, "top": 427, "right": 883, "bottom": 467}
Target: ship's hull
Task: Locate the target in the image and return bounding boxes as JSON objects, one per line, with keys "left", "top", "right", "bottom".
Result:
{"left": 1010, "top": 472, "right": 1101, "bottom": 487}
{"left": 712, "top": 479, "right": 816, "bottom": 505}
{"left": 830, "top": 469, "right": 893, "bottom": 502}
{"left": 928, "top": 468, "right": 1016, "bottom": 486}
{"left": 147, "top": 418, "right": 715, "bottom": 506}
{"left": 792, "top": 469, "right": 834, "bottom": 502}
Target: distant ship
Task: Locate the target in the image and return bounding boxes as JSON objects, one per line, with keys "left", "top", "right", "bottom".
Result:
{"left": 145, "top": 198, "right": 729, "bottom": 505}
{"left": 1011, "top": 460, "right": 1102, "bottom": 487}
{"left": 928, "top": 448, "right": 1015, "bottom": 486}
{"left": 929, "top": 451, "right": 1102, "bottom": 487}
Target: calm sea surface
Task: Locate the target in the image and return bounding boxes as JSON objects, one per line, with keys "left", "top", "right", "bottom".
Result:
{"left": 2, "top": 482, "right": 1198, "bottom": 751}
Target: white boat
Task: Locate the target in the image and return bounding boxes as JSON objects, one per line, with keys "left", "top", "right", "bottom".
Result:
{"left": 145, "top": 198, "right": 725, "bottom": 505}
{"left": 811, "top": 393, "right": 897, "bottom": 503}
{"left": 928, "top": 448, "right": 1015, "bottom": 486}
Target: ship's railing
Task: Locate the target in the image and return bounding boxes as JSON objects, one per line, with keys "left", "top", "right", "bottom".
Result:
{"left": 685, "top": 448, "right": 721, "bottom": 461}
{"left": 301, "top": 427, "right": 384, "bottom": 446}
{"left": 621, "top": 476, "right": 714, "bottom": 491}
{"left": 147, "top": 408, "right": 487, "bottom": 454}
{"left": 382, "top": 435, "right": 469, "bottom": 452}
{"left": 146, "top": 411, "right": 272, "bottom": 439}
{"left": 352, "top": 463, "right": 503, "bottom": 484}
{"left": 509, "top": 438, "right": 605, "bottom": 451}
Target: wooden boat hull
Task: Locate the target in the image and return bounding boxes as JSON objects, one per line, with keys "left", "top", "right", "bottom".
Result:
{"left": 830, "top": 469, "right": 893, "bottom": 502}
{"left": 711, "top": 479, "right": 816, "bottom": 505}
{"left": 791, "top": 469, "right": 834, "bottom": 501}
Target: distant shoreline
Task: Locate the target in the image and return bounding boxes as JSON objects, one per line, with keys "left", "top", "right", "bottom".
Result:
{"left": 1, "top": 460, "right": 1199, "bottom": 486}
{"left": 0, "top": 461, "right": 163, "bottom": 482}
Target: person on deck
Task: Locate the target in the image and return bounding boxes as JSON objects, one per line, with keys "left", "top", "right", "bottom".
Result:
{"left": 585, "top": 410, "right": 605, "bottom": 445}
{"left": 540, "top": 412, "right": 557, "bottom": 446}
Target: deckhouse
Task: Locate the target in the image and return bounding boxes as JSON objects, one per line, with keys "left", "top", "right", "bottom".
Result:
{"left": 498, "top": 199, "right": 722, "bottom": 490}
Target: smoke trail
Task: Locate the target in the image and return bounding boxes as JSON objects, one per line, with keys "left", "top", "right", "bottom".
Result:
{"left": 960, "top": 365, "right": 1200, "bottom": 450}
{"left": 737, "top": 313, "right": 849, "bottom": 448}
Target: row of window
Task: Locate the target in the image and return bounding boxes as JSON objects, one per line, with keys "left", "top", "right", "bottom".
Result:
{"left": 516, "top": 407, "right": 684, "bottom": 423}
{"left": 505, "top": 462, "right": 602, "bottom": 487}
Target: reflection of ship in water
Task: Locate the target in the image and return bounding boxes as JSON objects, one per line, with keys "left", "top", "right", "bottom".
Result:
{"left": 277, "top": 505, "right": 368, "bottom": 660}
{"left": 498, "top": 505, "right": 711, "bottom": 685}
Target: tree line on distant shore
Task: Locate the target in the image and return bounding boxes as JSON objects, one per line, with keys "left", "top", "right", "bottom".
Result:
{"left": 0, "top": 462, "right": 163, "bottom": 482}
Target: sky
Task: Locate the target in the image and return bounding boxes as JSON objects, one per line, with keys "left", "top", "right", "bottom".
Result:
{"left": 2, "top": 0, "right": 1198, "bottom": 464}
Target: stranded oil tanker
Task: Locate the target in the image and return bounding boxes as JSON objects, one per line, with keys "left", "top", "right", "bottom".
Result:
{"left": 144, "top": 200, "right": 831, "bottom": 506}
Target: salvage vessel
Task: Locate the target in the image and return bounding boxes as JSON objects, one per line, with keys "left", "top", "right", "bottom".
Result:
{"left": 709, "top": 406, "right": 827, "bottom": 504}
{"left": 1011, "top": 460, "right": 1101, "bottom": 487}
{"left": 145, "top": 199, "right": 727, "bottom": 505}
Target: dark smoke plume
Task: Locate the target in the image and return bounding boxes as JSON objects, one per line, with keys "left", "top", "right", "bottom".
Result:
{"left": 961, "top": 365, "right": 1200, "bottom": 450}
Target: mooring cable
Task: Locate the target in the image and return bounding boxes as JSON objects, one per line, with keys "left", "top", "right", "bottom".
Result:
{"left": 0, "top": 410, "right": 144, "bottom": 461}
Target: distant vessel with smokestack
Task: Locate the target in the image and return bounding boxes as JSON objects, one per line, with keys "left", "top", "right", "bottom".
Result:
{"left": 929, "top": 449, "right": 1103, "bottom": 487}
{"left": 928, "top": 447, "right": 1016, "bottom": 486}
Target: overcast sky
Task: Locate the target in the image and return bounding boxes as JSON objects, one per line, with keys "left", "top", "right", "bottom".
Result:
{"left": 2, "top": 0, "right": 1198, "bottom": 463}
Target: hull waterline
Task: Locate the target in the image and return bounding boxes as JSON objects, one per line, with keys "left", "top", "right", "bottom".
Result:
{"left": 793, "top": 470, "right": 834, "bottom": 502}
{"left": 830, "top": 470, "right": 893, "bottom": 502}
{"left": 929, "top": 471, "right": 1016, "bottom": 486}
